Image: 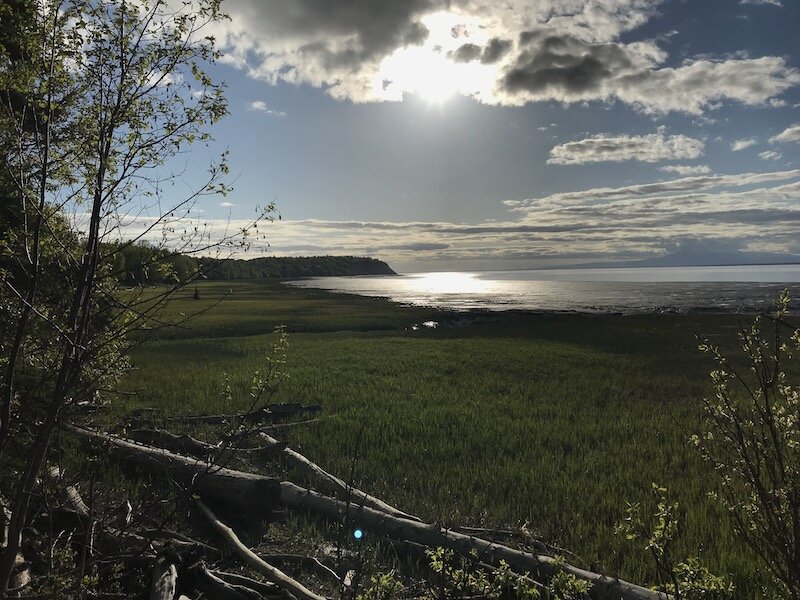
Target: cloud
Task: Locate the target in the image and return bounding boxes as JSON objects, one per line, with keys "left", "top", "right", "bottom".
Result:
{"left": 731, "top": 138, "right": 758, "bottom": 151}
{"left": 659, "top": 165, "right": 712, "bottom": 176}
{"left": 209, "top": 1, "right": 800, "bottom": 113}
{"left": 759, "top": 150, "right": 783, "bottom": 161}
{"left": 548, "top": 132, "right": 704, "bottom": 165}
{"left": 247, "top": 100, "right": 287, "bottom": 117}
{"left": 771, "top": 123, "right": 800, "bottom": 143}
{"left": 106, "top": 167, "right": 800, "bottom": 270}
{"left": 220, "top": 201, "right": 236, "bottom": 208}
{"left": 449, "top": 43, "right": 482, "bottom": 63}
{"left": 740, "top": 0, "right": 782, "bottom": 6}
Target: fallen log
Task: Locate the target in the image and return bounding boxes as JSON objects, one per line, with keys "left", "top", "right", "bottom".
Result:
{"left": 129, "top": 429, "right": 214, "bottom": 458}
{"left": 66, "top": 425, "right": 281, "bottom": 516}
{"left": 66, "top": 427, "right": 666, "bottom": 600}
{"left": 278, "top": 482, "right": 670, "bottom": 600}
{"left": 129, "top": 428, "right": 287, "bottom": 461}
{"left": 196, "top": 500, "right": 326, "bottom": 600}
{"left": 259, "top": 433, "right": 421, "bottom": 523}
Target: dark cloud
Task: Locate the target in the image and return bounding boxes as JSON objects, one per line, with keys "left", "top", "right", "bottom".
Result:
{"left": 503, "top": 33, "right": 637, "bottom": 95}
{"left": 383, "top": 242, "right": 451, "bottom": 251}
{"left": 480, "top": 38, "right": 512, "bottom": 64}
{"left": 449, "top": 43, "right": 482, "bottom": 63}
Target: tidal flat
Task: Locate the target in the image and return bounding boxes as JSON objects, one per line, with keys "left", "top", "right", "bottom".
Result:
{"left": 119, "top": 279, "right": 786, "bottom": 593}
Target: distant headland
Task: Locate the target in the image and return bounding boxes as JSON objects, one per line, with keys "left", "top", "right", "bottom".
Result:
{"left": 201, "top": 255, "right": 396, "bottom": 279}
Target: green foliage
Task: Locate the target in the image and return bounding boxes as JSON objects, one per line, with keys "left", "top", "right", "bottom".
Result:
{"left": 426, "top": 548, "right": 541, "bottom": 600}
{"left": 694, "top": 291, "right": 800, "bottom": 597}
{"left": 617, "top": 484, "right": 733, "bottom": 599}
{"left": 358, "top": 572, "right": 405, "bottom": 600}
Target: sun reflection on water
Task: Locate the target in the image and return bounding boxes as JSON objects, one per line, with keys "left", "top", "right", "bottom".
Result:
{"left": 408, "top": 271, "right": 492, "bottom": 295}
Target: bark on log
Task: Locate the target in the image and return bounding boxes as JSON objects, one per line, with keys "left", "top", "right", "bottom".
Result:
{"left": 150, "top": 557, "right": 178, "bottom": 600}
{"left": 278, "top": 482, "right": 670, "bottom": 600}
{"left": 196, "top": 500, "right": 326, "bottom": 600}
{"left": 66, "top": 425, "right": 280, "bottom": 516}
{"left": 129, "top": 429, "right": 214, "bottom": 458}
{"left": 259, "top": 433, "right": 421, "bottom": 523}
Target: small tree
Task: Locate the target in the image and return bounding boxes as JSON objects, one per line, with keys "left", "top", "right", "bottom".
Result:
{"left": 0, "top": 0, "right": 270, "bottom": 591}
{"left": 695, "top": 291, "right": 800, "bottom": 598}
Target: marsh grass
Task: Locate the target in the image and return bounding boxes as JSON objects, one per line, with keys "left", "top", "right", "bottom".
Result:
{"left": 116, "top": 280, "right": 767, "bottom": 592}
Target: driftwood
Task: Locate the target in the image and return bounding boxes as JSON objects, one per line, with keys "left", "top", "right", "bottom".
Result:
{"left": 129, "top": 429, "right": 214, "bottom": 458}
{"left": 259, "top": 433, "right": 421, "bottom": 523}
{"left": 187, "top": 561, "right": 260, "bottom": 600}
{"left": 150, "top": 557, "right": 178, "bottom": 600}
{"left": 67, "top": 425, "right": 281, "bottom": 516}
{"left": 278, "top": 482, "right": 670, "bottom": 600}
{"left": 196, "top": 500, "right": 326, "bottom": 600}
{"left": 213, "top": 570, "right": 283, "bottom": 598}
{"left": 129, "top": 428, "right": 287, "bottom": 461}
{"left": 66, "top": 428, "right": 668, "bottom": 600}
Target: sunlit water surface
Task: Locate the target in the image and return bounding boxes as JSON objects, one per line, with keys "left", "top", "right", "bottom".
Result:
{"left": 285, "top": 265, "right": 800, "bottom": 313}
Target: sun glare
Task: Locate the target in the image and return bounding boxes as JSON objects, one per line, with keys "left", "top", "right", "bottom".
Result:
{"left": 411, "top": 272, "right": 492, "bottom": 294}
{"left": 373, "top": 11, "right": 495, "bottom": 105}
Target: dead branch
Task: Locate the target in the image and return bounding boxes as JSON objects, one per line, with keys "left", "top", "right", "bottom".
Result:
{"left": 259, "top": 433, "right": 421, "bottom": 523}
{"left": 195, "top": 499, "right": 327, "bottom": 600}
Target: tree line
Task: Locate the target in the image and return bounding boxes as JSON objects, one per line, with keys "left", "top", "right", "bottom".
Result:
{"left": 105, "top": 242, "right": 396, "bottom": 284}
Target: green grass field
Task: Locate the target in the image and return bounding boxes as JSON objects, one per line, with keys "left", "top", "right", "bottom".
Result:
{"left": 120, "top": 279, "right": 772, "bottom": 593}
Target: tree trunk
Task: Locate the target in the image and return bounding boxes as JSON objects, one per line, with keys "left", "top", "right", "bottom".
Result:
{"left": 278, "top": 482, "right": 671, "bottom": 600}
{"left": 67, "top": 425, "right": 281, "bottom": 515}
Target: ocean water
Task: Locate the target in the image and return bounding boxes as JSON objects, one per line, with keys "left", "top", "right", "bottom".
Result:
{"left": 285, "top": 264, "right": 800, "bottom": 313}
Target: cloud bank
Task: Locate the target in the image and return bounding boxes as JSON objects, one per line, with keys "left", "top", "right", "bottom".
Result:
{"left": 207, "top": 0, "right": 800, "bottom": 113}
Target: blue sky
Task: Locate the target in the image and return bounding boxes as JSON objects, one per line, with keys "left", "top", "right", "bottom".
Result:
{"left": 157, "top": 0, "right": 800, "bottom": 273}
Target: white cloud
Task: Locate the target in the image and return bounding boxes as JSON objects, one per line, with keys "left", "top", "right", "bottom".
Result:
{"left": 208, "top": 1, "right": 800, "bottom": 113}
{"left": 548, "top": 132, "right": 704, "bottom": 165}
{"left": 220, "top": 201, "right": 236, "bottom": 208}
{"left": 659, "top": 165, "right": 712, "bottom": 176}
{"left": 740, "top": 0, "right": 782, "bottom": 6}
{"left": 759, "top": 150, "right": 783, "bottom": 161}
{"left": 771, "top": 123, "right": 800, "bottom": 143}
{"left": 731, "top": 138, "right": 758, "bottom": 151}
{"left": 247, "top": 100, "right": 287, "bottom": 117}
{"left": 104, "top": 167, "right": 800, "bottom": 270}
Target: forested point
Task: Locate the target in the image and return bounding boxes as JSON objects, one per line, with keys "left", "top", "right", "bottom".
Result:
{"left": 106, "top": 242, "right": 396, "bottom": 284}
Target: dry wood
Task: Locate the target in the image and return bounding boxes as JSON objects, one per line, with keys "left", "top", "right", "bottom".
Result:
{"left": 187, "top": 561, "right": 259, "bottom": 600}
{"left": 66, "top": 425, "right": 281, "bottom": 515}
{"left": 213, "top": 571, "right": 284, "bottom": 598}
{"left": 195, "top": 500, "right": 326, "bottom": 600}
{"left": 141, "top": 529, "right": 220, "bottom": 556}
{"left": 150, "top": 557, "right": 178, "bottom": 600}
{"left": 278, "top": 482, "right": 670, "bottom": 600}
{"left": 259, "top": 433, "right": 421, "bottom": 522}
{"left": 129, "top": 429, "right": 214, "bottom": 458}
{"left": 260, "top": 554, "right": 340, "bottom": 585}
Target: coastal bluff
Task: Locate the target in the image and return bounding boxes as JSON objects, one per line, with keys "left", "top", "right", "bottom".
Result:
{"left": 201, "top": 255, "right": 396, "bottom": 279}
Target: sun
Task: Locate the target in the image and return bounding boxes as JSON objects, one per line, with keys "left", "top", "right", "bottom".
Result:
{"left": 373, "top": 11, "right": 495, "bottom": 105}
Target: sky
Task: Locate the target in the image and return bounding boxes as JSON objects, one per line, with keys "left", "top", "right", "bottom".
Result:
{"left": 153, "top": 0, "right": 800, "bottom": 273}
